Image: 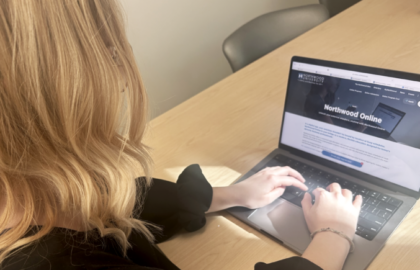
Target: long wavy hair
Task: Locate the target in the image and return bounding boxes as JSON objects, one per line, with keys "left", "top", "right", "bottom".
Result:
{"left": 0, "top": 0, "right": 154, "bottom": 263}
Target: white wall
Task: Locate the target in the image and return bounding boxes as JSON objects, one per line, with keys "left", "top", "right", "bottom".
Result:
{"left": 120, "top": 0, "right": 319, "bottom": 118}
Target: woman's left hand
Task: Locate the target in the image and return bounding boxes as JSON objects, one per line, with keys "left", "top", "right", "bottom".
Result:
{"left": 206, "top": 166, "right": 307, "bottom": 213}
{"left": 235, "top": 166, "right": 307, "bottom": 209}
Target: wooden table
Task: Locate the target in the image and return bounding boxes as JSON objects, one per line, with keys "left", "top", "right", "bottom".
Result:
{"left": 145, "top": 0, "right": 420, "bottom": 268}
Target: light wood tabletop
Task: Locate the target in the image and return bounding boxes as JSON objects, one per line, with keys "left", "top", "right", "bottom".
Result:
{"left": 145, "top": 0, "right": 420, "bottom": 269}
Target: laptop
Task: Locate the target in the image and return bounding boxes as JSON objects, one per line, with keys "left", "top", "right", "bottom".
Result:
{"left": 227, "top": 56, "right": 420, "bottom": 270}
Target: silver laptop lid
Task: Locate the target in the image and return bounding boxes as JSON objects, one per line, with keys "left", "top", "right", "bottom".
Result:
{"left": 279, "top": 56, "right": 420, "bottom": 198}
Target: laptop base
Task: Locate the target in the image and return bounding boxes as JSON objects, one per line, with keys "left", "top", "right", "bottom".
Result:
{"left": 227, "top": 148, "right": 416, "bottom": 270}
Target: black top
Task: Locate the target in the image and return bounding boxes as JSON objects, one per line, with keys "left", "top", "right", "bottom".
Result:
{"left": 2, "top": 164, "right": 322, "bottom": 270}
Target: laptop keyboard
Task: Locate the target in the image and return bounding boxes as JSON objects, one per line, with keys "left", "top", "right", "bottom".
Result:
{"left": 259, "top": 155, "right": 403, "bottom": 241}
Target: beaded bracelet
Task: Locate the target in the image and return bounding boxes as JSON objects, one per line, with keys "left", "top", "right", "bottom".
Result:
{"left": 310, "top": 227, "right": 354, "bottom": 253}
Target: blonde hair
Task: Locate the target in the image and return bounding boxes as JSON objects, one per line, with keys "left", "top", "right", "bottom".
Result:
{"left": 0, "top": 0, "right": 154, "bottom": 262}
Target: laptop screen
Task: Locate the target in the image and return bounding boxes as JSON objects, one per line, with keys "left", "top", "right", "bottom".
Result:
{"left": 280, "top": 59, "right": 420, "bottom": 192}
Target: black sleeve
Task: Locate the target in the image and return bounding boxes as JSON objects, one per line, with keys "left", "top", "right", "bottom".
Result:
{"left": 136, "top": 164, "right": 213, "bottom": 243}
{"left": 255, "top": 257, "right": 323, "bottom": 270}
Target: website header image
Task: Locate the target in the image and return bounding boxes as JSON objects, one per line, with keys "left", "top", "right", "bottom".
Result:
{"left": 285, "top": 69, "right": 420, "bottom": 150}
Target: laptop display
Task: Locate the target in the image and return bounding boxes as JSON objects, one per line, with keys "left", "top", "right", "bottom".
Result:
{"left": 280, "top": 60, "right": 420, "bottom": 191}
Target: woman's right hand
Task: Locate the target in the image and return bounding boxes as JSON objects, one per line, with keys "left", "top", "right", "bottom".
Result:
{"left": 300, "top": 183, "right": 362, "bottom": 270}
{"left": 301, "top": 183, "right": 362, "bottom": 239}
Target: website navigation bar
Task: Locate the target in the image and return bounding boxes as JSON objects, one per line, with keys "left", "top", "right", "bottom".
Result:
{"left": 292, "top": 62, "right": 420, "bottom": 92}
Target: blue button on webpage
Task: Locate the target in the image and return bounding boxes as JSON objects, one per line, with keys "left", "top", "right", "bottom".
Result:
{"left": 322, "top": 151, "right": 363, "bottom": 168}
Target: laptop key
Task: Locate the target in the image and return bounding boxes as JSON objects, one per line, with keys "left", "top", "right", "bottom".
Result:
{"left": 359, "top": 210, "right": 368, "bottom": 218}
{"left": 285, "top": 187, "right": 304, "bottom": 197}
{"left": 388, "top": 198, "right": 402, "bottom": 207}
{"left": 357, "top": 227, "right": 376, "bottom": 240}
{"left": 332, "top": 176, "right": 342, "bottom": 184}
{"left": 369, "top": 191, "right": 380, "bottom": 199}
{"left": 341, "top": 180, "right": 350, "bottom": 189}
{"left": 383, "top": 211, "right": 391, "bottom": 220}
{"left": 356, "top": 224, "right": 376, "bottom": 240}
{"left": 301, "top": 170, "right": 312, "bottom": 178}
{"left": 377, "top": 209, "right": 386, "bottom": 218}
{"left": 366, "top": 198, "right": 380, "bottom": 207}
{"left": 308, "top": 167, "right": 316, "bottom": 173}
{"left": 378, "top": 201, "right": 397, "bottom": 213}
{"left": 291, "top": 161, "right": 300, "bottom": 169}
{"left": 287, "top": 186, "right": 301, "bottom": 193}
{"left": 293, "top": 190, "right": 304, "bottom": 197}
{"left": 358, "top": 217, "right": 381, "bottom": 233}
{"left": 376, "top": 207, "right": 393, "bottom": 219}
{"left": 349, "top": 184, "right": 359, "bottom": 193}
{"left": 267, "top": 159, "right": 284, "bottom": 168}
{"left": 378, "top": 194, "right": 390, "bottom": 203}
{"left": 296, "top": 163, "right": 308, "bottom": 171}
{"left": 285, "top": 158, "right": 294, "bottom": 165}
{"left": 365, "top": 205, "right": 380, "bottom": 215}
{"left": 281, "top": 192, "right": 303, "bottom": 206}
{"left": 306, "top": 179, "right": 315, "bottom": 186}
{"left": 359, "top": 188, "right": 369, "bottom": 196}
{"left": 356, "top": 226, "right": 365, "bottom": 236}
{"left": 316, "top": 178, "right": 329, "bottom": 186}
{"left": 299, "top": 164, "right": 308, "bottom": 171}
{"left": 365, "top": 213, "right": 387, "bottom": 226}
{"left": 281, "top": 192, "right": 296, "bottom": 201}
{"left": 364, "top": 205, "right": 373, "bottom": 212}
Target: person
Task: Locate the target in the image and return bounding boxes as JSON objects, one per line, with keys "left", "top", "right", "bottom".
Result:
{"left": 0, "top": 1, "right": 362, "bottom": 270}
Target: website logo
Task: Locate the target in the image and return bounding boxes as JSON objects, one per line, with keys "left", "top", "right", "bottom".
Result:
{"left": 298, "top": 73, "right": 325, "bottom": 85}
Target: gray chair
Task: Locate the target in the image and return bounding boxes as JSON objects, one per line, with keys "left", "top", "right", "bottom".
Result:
{"left": 319, "top": 0, "right": 361, "bottom": 17}
{"left": 223, "top": 4, "right": 329, "bottom": 72}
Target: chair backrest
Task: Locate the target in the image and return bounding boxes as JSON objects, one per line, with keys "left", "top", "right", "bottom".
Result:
{"left": 319, "top": 0, "right": 361, "bottom": 17}
{"left": 223, "top": 4, "right": 329, "bottom": 72}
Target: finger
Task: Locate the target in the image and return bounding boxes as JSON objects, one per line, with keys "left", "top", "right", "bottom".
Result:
{"left": 301, "top": 192, "right": 312, "bottom": 215}
{"left": 311, "top": 187, "right": 325, "bottom": 206}
{"left": 342, "top": 188, "right": 352, "bottom": 202}
{"left": 273, "top": 175, "right": 308, "bottom": 191}
{"left": 353, "top": 194, "right": 363, "bottom": 210}
{"left": 270, "top": 166, "right": 305, "bottom": 183}
{"left": 327, "top": 182, "right": 342, "bottom": 194}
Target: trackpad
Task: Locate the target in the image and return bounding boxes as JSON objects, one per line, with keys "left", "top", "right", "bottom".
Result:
{"left": 248, "top": 199, "right": 311, "bottom": 253}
